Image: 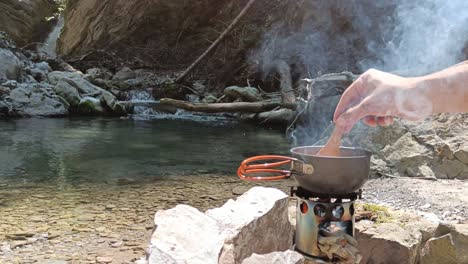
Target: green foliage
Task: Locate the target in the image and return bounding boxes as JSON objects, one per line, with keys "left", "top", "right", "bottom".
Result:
{"left": 361, "top": 203, "right": 394, "bottom": 223}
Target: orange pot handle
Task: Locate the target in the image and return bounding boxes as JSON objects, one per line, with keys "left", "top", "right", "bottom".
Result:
{"left": 237, "top": 155, "right": 296, "bottom": 181}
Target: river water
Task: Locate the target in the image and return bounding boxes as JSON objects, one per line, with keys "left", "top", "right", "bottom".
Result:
{"left": 0, "top": 117, "right": 289, "bottom": 185}
{"left": 0, "top": 117, "right": 292, "bottom": 263}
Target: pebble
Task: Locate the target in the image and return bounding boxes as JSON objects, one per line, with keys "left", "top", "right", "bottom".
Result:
{"left": 96, "top": 256, "right": 113, "bottom": 263}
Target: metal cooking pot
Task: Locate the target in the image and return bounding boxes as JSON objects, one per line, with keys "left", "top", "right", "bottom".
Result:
{"left": 237, "top": 146, "right": 371, "bottom": 194}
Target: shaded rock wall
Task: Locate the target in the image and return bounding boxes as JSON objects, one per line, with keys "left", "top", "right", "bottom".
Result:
{"left": 0, "top": 0, "right": 58, "bottom": 46}
{"left": 57, "top": 0, "right": 395, "bottom": 87}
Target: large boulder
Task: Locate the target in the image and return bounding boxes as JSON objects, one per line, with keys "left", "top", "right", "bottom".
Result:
{"left": 355, "top": 222, "right": 422, "bottom": 264}
{"left": 207, "top": 187, "right": 292, "bottom": 264}
{"left": 53, "top": 80, "right": 81, "bottom": 106}
{"left": 48, "top": 71, "right": 126, "bottom": 114}
{"left": 148, "top": 187, "right": 292, "bottom": 264}
{"left": 0, "top": 0, "right": 58, "bottom": 46}
{"left": 419, "top": 234, "right": 458, "bottom": 264}
{"left": 48, "top": 71, "right": 102, "bottom": 95}
{"left": 150, "top": 205, "right": 225, "bottom": 264}
{"left": 6, "top": 84, "right": 69, "bottom": 116}
{"left": 434, "top": 223, "right": 468, "bottom": 263}
{"left": 0, "top": 49, "right": 22, "bottom": 80}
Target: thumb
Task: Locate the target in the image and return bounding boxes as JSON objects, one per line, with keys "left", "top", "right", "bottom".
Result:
{"left": 335, "top": 101, "right": 368, "bottom": 133}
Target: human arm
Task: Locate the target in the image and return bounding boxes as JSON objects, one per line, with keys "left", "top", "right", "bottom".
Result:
{"left": 333, "top": 62, "right": 468, "bottom": 133}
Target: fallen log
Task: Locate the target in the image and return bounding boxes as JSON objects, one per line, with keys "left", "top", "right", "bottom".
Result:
{"left": 159, "top": 98, "right": 297, "bottom": 113}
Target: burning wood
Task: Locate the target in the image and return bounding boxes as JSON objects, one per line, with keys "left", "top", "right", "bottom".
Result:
{"left": 318, "top": 231, "right": 362, "bottom": 264}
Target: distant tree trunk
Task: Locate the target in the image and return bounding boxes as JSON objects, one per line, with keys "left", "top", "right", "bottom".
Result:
{"left": 175, "top": 0, "right": 258, "bottom": 83}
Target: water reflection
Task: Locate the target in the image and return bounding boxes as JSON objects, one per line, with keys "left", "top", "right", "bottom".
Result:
{"left": 0, "top": 118, "right": 290, "bottom": 185}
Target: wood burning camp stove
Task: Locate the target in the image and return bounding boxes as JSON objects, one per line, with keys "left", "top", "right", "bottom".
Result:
{"left": 237, "top": 146, "right": 370, "bottom": 262}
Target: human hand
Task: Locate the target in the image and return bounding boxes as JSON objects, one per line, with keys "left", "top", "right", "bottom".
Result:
{"left": 333, "top": 69, "right": 433, "bottom": 133}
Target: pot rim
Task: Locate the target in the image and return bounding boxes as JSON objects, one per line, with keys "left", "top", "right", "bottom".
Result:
{"left": 290, "top": 146, "right": 371, "bottom": 159}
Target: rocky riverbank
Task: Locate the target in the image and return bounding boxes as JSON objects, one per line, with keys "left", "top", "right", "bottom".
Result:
{"left": 1, "top": 175, "right": 467, "bottom": 263}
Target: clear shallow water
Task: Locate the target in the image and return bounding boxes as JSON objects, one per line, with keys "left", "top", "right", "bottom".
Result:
{"left": 0, "top": 118, "right": 290, "bottom": 185}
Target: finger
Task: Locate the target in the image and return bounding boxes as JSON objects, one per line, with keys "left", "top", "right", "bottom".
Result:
{"left": 363, "top": 116, "right": 378, "bottom": 127}
{"left": 335, "top": 99, "right": 370, "bottom": 133}
{"left": 333, "top": 78, "right": 365, "bottom": 122}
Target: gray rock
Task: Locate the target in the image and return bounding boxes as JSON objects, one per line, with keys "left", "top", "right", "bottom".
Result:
{"left": 454, "top": 143, "right": 468, "bottom": 164}
{"left": 48, "top": 71, "right": 103, "bottom": 95}
{"left": 224, "top": 86, "right": 263, "bottom": 102}
{"left": 7, "top": 84, "right": 69, "bottom": 116}
{"left": 1, "top": 80, "right": 18, "bottom": 88}
{"left": 419, "top": 234, "right": 457, "bottom": 264}
{"left": 437, "top": 158, "right": 466, "bottom": 179}
{"left": 434, "top": 223, "right": 468, "bottom": 263}
{"left": 28, "top": 61, "right": 51, "bottom": 82}
{"left": 0, "top": 49, "right": 22, "bottom": 80}
{"left": 202, "top": 94, "right": 218, "bottom": 103}
{"left": 85, "top": 67, "right": 113, "bottom": 80}
{"left": 100, "top": 91, "right": 126, "bottom": 115}
{"left": 356, "top": 222, "right": 422, "bottom": 264}
{"left": 148, "top": 246, "right": 177, "bottom": 264}
{"left": 54, "top": 81, "right": 81, "bottom": 106}
{"left": 112, "top": 67, "right": 136, "bottom": 81}
{"left": 78, "top": 97, "right": 104, "bottom": 114}
{"left": 242, "top": 250, "right": 304, "bottom": 264}
{"left": 150, "top": 205, "right": 225, "bottom": 264}
{"left": 192, "top": 81, "right": 206, "bottom": 94}
{"left": 186, "top": 94, "right": 200, "bottom": 103}
{"left": 381, "top": 132, "right": 432, "bottom": 177}
{"left": 149, "top": 187, "right": 292, "bottom": 264}
{"left": 207, "top": 187, "right": 292, "bottom": 264}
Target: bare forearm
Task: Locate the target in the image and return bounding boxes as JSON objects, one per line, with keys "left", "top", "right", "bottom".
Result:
{"left": 413, "top": 62, "right": 468, "bottom": 114}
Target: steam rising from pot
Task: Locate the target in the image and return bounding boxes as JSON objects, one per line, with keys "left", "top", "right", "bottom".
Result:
{"left": 251, "top": 1, "right": 468, "bottom": 146}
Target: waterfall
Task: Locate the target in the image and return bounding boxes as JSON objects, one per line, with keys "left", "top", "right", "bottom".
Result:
{"left": 38, "top": 17, "right": 64, "bottom": 58}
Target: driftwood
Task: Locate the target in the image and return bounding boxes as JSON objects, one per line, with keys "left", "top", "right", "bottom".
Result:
{"left": 159, "top": 98, "right": 296, "bottom": 113}
{"left": 175, "top": 0, "right": 258, "bottom": 83}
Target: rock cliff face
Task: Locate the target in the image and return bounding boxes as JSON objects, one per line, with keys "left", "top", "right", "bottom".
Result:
{"left": 57, "top": 0, "right": 392, "bottom": 85}
{"left": 0, "top": 0, "right": 58, "bottom": 46}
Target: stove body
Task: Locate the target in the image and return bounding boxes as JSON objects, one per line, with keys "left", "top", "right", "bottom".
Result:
{"left": 292, "top": 187, "right": 360, "bottom": 260}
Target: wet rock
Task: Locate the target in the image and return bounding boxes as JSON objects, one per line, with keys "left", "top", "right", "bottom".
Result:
{"left": 7, "top": 84, "right": 69, "bottom": 116}
{"left": 1, "top": 80, "right": 17, "bottom": 89}
{"left": 207, "top": 187, "right": 292, "bottom": 264}
{"left": 78, "top": 97, "right": 104, "bottom": 114}
{"left": 419, "top": 234, "right": 457, "bottom": 264}
{"left": 356, "top": 222, "right": 422, "bottom": 264}
{"left": 186, "top": 94, "right": 200, "bottom": 103}
{"left": 202, "top": 94, "right": 218, "bottom": 103}
{"left": 0, "top": 49, "right": 22, "bottom": 80}
{"left": 241, "top": 250, "right": 304, "bottom": 264}
{"left": 224, "top": 86, "right": 262, "bottom": 102}
{"left": 26, "top": 62, "right": 51, "bottom": 82}
{"left": 112, "top": 67, "right": 136, "bottom": 81}
{"left": 100, "top": 91, "right": 126, "bottom": 115}
{"left": 53, "top": 80, "right": 81, "bottom": 106}
{"left": 48, "top": 71, "right": 102, "bottom": 95}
